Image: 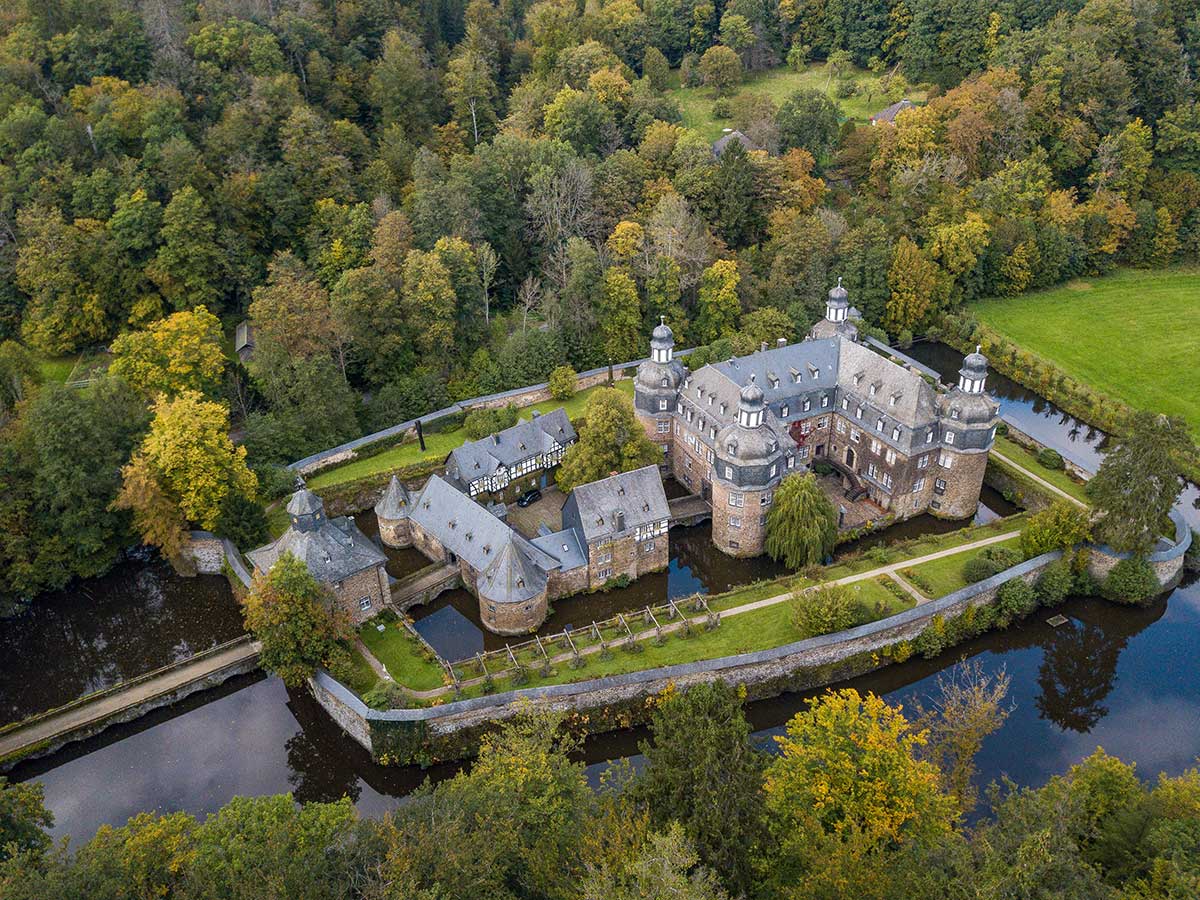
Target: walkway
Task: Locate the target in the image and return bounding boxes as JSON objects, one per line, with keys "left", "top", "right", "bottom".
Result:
{"left": 991, "top": 448, "right": 1088, "bottom": 508}
{"left": 0, "top": 637, "right": 260, "bottom": 768}
{"left": 394, "top": 527, "right": 1023, "bottom": 700}
{"left": 390, "top": 563, "right": 460, "bottom": 607}
{"left": 668, "top": 493, "right": 712, "bottom": 524}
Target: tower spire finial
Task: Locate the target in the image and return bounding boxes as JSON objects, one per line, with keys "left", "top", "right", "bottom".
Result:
{"left": 837, "top": 275, "right": 843, "bottom": 288}
{"left": 660, "top": 315, "right": 666, "bottom": 325}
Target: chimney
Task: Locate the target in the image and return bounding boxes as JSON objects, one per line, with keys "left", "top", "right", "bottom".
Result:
{"left": 614, "top": 510, "right": 626, "bottom": 532}
{"left": 531, "top": 410, "right": 541, "bottom": 418}
{"left": 760, "top": 341, "right": 768, "bottom": 352}
{"left": 776, "top": 337, "right": 787, "bottom": 348}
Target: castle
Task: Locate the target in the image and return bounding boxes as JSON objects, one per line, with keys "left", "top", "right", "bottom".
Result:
{"left": 633, "top": 280, "right": 998, "bottom": 557}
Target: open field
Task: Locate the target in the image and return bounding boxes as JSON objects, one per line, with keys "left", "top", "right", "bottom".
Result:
{"left": 306, "top": 379, "right": 634, "bottom": 491}
{"left": 667, "top": 63, "right": 924, "bottom": 143}
{"left": 972, "top": 267, "right": 1200, "bottom": 438}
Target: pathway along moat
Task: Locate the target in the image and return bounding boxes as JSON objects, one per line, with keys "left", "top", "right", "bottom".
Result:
{"left": 9, "top": 342, "right": 1200, "bottom": 841}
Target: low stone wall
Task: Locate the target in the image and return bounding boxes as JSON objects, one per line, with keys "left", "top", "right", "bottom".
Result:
{"left": 1085, "top": 507, "right": 1191, "bottom": 590}
{"left": 309, "top": 551, "right": 1061, "bottom": 764}
{"left": 1001, "top": 419, "right": 1095, "bottom": 482}
{"left": 184, "top": 531, "right": 253, "bottom": 590}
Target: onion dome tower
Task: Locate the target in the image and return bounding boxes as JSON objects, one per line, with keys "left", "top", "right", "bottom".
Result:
{"left": 809, "top": 278, "right": 860, "bottom": 341}
{"left": 634, "top": 317, "right": 688, "bottom": 452}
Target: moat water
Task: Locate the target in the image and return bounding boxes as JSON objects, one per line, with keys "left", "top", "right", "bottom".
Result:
{"left": 9, "top": 342, "right": 1200, "bottom": 841}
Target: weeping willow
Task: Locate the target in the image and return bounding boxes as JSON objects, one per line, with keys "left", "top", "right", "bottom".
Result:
{"left": 764, "top": 472, "right": 838, "bottom": 568}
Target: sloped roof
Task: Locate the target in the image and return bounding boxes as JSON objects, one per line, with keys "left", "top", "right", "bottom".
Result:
{"left": 409, "top": 475, "right": 559, "bottom": 578}
{"left": 871, "top": 98, "right": 914, "bottom": 123}
{"left": 477, "top": 535, "right": 548, "bottom": 606}
{"left": 566, "top": 465, "right": 669, "bottom": 544}
{"left": 374, "top": 475, "right": 411, "bottom": 520}
{"left": 712, "top": 129, "right": 758, "bottom": 156}
{"left": 446, "top": 408, "right": 576, "bottom": 484}
{"left": 247, "top": 515, "right": 386, "bottom": 584}
{"left": 530, "top": 527, "right": 588, "bottom": 572}
{"left": 835, "top": 339, "right": 938, "bottom": 427}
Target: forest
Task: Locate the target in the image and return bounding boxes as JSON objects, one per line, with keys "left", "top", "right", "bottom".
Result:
{"left": 0, "top": 0, "right": 1197, "bottom": 603}
{"left": 2, "top": 681, "right": 1199, "bottom": 899}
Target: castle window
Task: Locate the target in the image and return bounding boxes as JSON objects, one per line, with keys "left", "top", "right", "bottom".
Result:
{"left": 841, "top": 397, "right": 849, "bottom": 410}
{"left": 836, "top": 420, "right": 846, "bottom": 434}
{"left": 876, "top": 418, "right": 884, "bottom": 432}
{"left": 768, "top": 374, "right": 779, "bottom": 389}
{"left": 885, "top": 449, "right": 896, "bottom": 465}
{"left": 598, "top": 567, "right": 612, "bottom": 579}
{"left": 891, "top": 426, "right": 901, "bottom": 440}
{"left": 657, "top": 420, "right": 670, "bottom": 433}
{"left": 801, "top": 421, "right": 812, "bottom": 435}
{"left": 729, "top": 492, "right": 744, "bottom": 507}
{"left": 761, "top": 492, "right": 772, "bottom": 505}
{"left": 868, "top": 463, "right": 878, "bottom": 479}
{"left": 808, "top": 364, "right": 820, "bottom": 379}
{"left": 803, "top": 398, "right": 810, "bottom": 412}
{"left": 912, "top": 478, "right": 925, "bottom": 493}
{"left": 821, "top": 394, "right": 830, "bottom": 408}
{"left": 950, "top": 408, "right": 961, "bottom": 420}
{"left": 853, "top": 372, "right": 864, "bottom": 386}
{"left": 661, "top": 376, "right": 669, "bottom": 387}
{"left": 790, "top": 368, "right": 801, "bottom": 383}
{"left": 926, "top": 430, "right": 934, "bottom": 444}
{"left": 708, "top": 395, "right": 714, "bottom": 406}
{"left": 729, "top": 540, "right": 740, "bottom": 549}
{"left": 918, "top": 455, "right": 929, "bottom": 469}
{"left": 659, "top": 398, "right": 668, "bottom": 410}
{"left": 856, "top": 406, "right": 864, "bottom": 419}
{"left": 940, "top": 453, "right": 953, "bottom": 468}
{"left": 871, "top": 439, "right": 881, "bottom": 454}
{"left": 869, "top": 383, "right": 878, "bottom": 397}
{"left": 882, "top": 473, "right": 893, "bottom": 489}
{"left": 707, "top": 449, "right": 715, "bottom": 463}
{"left": 934, "top": 478, "right": 947, "bottom": 495}
{"left": 643, "top": 540, "right": 655, "bottom": 553}
{"left": 782, "top": 404, "right": 789, "bottom": 417}
{"left": 724, "top": 465, "right": 733, "bottom": 479}
{"left": 797, "top": 447, "right": 809, "bottom": 460}
{"left": 730, "top": 516, "right": 742, "bottom": 528}
{"left": 945, "top": 431, "right": 955, "bottom": 445}
{"left": 850, "top": 429, "right": 860, "bottom": 443}
{"left": 890, "top": 393, "right": 900, "bottom": 407}
{"left": 720, "top": 403, "right": 727, "bottom": 415}
{"left": 711, "top": 427, "right": 717, "bottom": 439}
{"left": 817, "top": 417, "right": 829, "bottom": 429}
{"left": 770, "top": 464, "right": 777, "bottom": 477}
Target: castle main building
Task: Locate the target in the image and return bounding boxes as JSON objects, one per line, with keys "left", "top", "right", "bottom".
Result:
{"left": 634, "top": 282, "right": 998, "bottom": 557}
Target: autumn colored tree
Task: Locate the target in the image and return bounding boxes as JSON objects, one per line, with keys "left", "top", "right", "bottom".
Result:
{"left": 599, "top": 267, "right": 643, "bottom": 364}
{"left": 110, "top": 305, "right": 225, "bottom": 399}
{"left": 0, "top": 777, "right": 53, "bottom": 862}
{"left": 556, "top": 387, "right": 661, "bottom": 491}
{"left": 249, "top": 253, "right": 343, "bottom": 366}
{"left": 885, "top": 236, "right": 939, "bottom": 334}
{"left": 401, "top": 249, "right": 457, "bottom": 360}
{"left": 698, "top": 45, "right": 742, "bottom": 96}
{"left": 764, "top": 472, "right": 838, "bottom": 568}
{"left": 241, "top": 552, "right": 353, "bottom": 688}
{"left": 694, "top": 259, "right": 741, "bottom": 344}
{"left": 1019, "top": 500, "right": 1092, "bottom": 558}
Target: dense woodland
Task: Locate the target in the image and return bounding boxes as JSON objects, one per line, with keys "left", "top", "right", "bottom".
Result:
{"left": 3, "top": 681, "right": 1200, "bottom": 899}
{"left": 0, "top": 0, "right": 1197, "bottom": 602}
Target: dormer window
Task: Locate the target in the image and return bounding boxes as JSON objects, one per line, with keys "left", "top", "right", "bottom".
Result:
{"left": 808, "top": 364, "right": 819, "bottom": 379}
{"left": 710, "top": 427, "right": 717, "bottom": 438}
{"left": 768, "top": 373, "right": 780, "bottom": 389}
{"left": 841, "top": 398, "right": 849, "bottom": 410}
{"left": 708, "top": 395, "right": 714, "bottom": 406}
{"left": 790, "top": 367, "right": 801, "bottom": 383}
{"left": 856, "top": 406, "right": 864, "bottom": 420}
{"left": 698, "top": 387, "right": 705, "bottom": 400}
{"left": 661, "top": 376, "right": 669, "bottom": 387}
{"left": 926, "top": 430, "right": 934, "bottom": 444}
{"left": 483, "top": 544, "right": 491, "bottom": 554}
{"left": 950, "top": 408, "right": 961, "bottom": 420}
{"left": 853, "top": 372, "right": 864, "bottom": 386}
{"left": 890, "top": 392, "right": 901, "bottom": 407}
{"left": 802, "top": 398, "right": 810, "bottom": 412}
{"left": 782, "top": 404, "right": 789, "bottom": 417}
{"left": 821, "top": 394, "right": 829, "bottom": 408}
{"left": 517, "top": 577, "right": 524, "bottom": 589}
{"left": 876, "top": 417, "right": 885, "bottom": 432}
{"left": 617, "top": 485, "right": 625, "bottom": 495}
{"left": 727, "top": 442, "right": 737, "bottom": 454}
{"left": 719, "top": 403, "right": 727, "bottom": 415}
{"left": 465, "top": 532, "right": 473, "bottom": 541}
{"left": 891, "top": 426, "right": 901, "bottom": 440}
{"left": 448, "top": 519, "right": 457, "bottom": 530}
{"left": 869, "top": 383, "right": 878, "bottom": 397}
{"left": 945, "top": 432, "right": 956, "bottom": 445}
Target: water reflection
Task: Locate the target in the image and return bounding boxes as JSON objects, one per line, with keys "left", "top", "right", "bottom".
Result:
{"left": 0, "top": 559, "right": 243, "bottom": 725}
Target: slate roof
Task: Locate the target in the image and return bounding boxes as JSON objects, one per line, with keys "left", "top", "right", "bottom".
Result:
{"left": 409, "top": 475, "right": 559, "bottom": 580}
{"left": 871, "top": 98, "right": 914, "bottom": 124}
{"left": 531, "top": 527, "right": 588, "bottom": 572}
{"left": 477, "top": 535, "right": 548, "bottom": 606}
{"left": 563, "top": 465, "right": 669, "bottom": 544}
{"left": 446, "top": 408, "right": 576, "bottom": 485}
{"left": 248, "top": 491, "right": 386, "bottom": 584}
{"left": 374, "top": 475, "right": 411, "bottom": 520}
{"left": 712, "top": 129, "right": 758, "bottom": 156}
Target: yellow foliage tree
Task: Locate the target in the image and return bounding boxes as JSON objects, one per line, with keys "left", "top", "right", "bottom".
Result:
{"left": 606, "top": 221, "right": 645, "bottom": 260}
{"left": 109, "top": 305, "right": 226, "bottom": 399}
{"left": 884, "top": 237, "right": 938, "bottom": 334}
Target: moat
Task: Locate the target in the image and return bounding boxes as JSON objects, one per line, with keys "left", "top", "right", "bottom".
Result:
{"left": 8, "top": 342, "right": 1200, "bottom": 841}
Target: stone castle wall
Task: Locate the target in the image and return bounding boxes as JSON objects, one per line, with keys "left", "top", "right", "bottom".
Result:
{"left": 377, "top": 516, "right": 412, "bottom": 549}
{"left": 710, "top": 479, "right": 768, "bottom": 557}
{"left": 480, "top": 589, "right": 549, "bottom": 636}
{"left": 333, "top": 566, "right": 390, "bottom": 625}
{"left": 933, "top": 449, "right": 989, "bottom": 519}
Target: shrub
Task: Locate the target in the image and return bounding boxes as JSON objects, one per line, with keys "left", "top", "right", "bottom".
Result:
{"left": 996, "top": 579, "right": 1038, "bottom": 624}
{"left": 1185, "top": 529, "right": 1200, "bottom": 572}
{"left": 1034, "top": 560, "right": 1074, "bottom": 607}
{"left": 812, "top": 461, "right": 834, "bottom": 476}
{"left": 713, "top": 96, "right": 732, "bottom": 118}
{"left": 1101, "top": 557, "right": 1160, "bottom": 606}
{"left": 1036, "top": 448, "right": 1065, "bottom": 470}
{"left": 1019, "top": 501, "right": 1092, "bottom": 557}
{"left": 363, "top": 681, "right": 408, "bottom": 710}
{"left": 548, "top": 365, "right": 577, "bottom": 400}
{"left": 995, "top": 421, "right": 1008, "bottom": 436}
{"left": 962, "top": 555, "right": 1003, "bottom": 584}
{"left": 1072, "top": 567, "right": 1101, "bottom": 597}
{"left": 463, "top": 404, "right": 519, "bottom": 440}
{"left": 790, "top": 583, "right": 863, "bottom": 638}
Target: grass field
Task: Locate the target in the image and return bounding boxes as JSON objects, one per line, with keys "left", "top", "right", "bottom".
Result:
{"left": 307, "top": 379, "right": 634, "bottom": 491}
{"left": 358, "top": 614, "right": 447, "bottom": 692}
{"left": 900, "top": 536, "right": 1023, "bottom": 599}
{"left": 973, "top": 267, "right": 1200, "bottom": 438}
{"left": 992, "top": 435, "right": 1091, "bottom": 503}
{"left": 667, "top": 63, "right": 923, "bottom": 143}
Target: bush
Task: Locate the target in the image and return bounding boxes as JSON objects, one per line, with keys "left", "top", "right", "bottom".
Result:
{"left": 463, "top": 404, "right": 519, "bottom": 440}
{"left": 1036, "top": 448, "right": 1065, "bottom": 470}
{"left": 216, "top": 492, "right": 270, "bottom": 549}
{"left": 962, "top": 545, "right": 1023, "bottom": 583}
{"left": 548, "top": 365, "right": 577, "bottom": 400}
{"left": 791, "top": 583, "right": 863, "bottom": 638}
{"left": 363, "top": 681, "right": 408, "bottom": 710}
{"left": 713, "top": 96, "right": 732, "bottom": 118}
{"left": 1019, "top": 501, "right": 1092, "bottom": 557}
{"left": 996, "top": 579, "right": 1038, "bottom": 624}
{"left": 1034, "top": 560, "right": 1074, "bottom": 607}
{"left": 995, "top": 421, "right": 1009, "bottom": 436}
{"left": 1101, "top": 557, "right": 1160, "bottom": 606}
{"left": 812, "top": 461, "right": 834, "bottom": 476}
{"left": 1072, "top": 567, "right": 1101, "bottom": 597}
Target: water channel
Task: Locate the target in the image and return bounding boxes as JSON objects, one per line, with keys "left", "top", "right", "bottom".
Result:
{"left": 7, "top": 342, "right": 1199, "bottom": 842}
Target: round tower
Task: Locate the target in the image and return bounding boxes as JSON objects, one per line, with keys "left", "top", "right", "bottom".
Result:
{"left": 374, "top": 475, "right": 413, "bottom": 548}
{"left": 935, "top": 347, "right": 999, "bottom": 519}
{"left": 287, "top": 484, "right": 326, "bottom": 532}
{"left": 809, "top": 278, "right": 860, "bottom": 341}
{"left": 634, "top": 317, "right": 687, "bottom": 456}
{"left": 711, "top": 376, "right": 785, "bottom": 557}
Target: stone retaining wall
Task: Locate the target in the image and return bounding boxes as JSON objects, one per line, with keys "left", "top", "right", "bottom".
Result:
{"left": 184, "top": 531, "right": 253, "bottom": 590}
{"left": 1000, "top": 420, "right": 1095, "bottom": 482}
{"left": 309, "top": 551, "right": 1062, "bottom": 764}
{"left": 1085, "top": 508, "right": 1191, "bottom": 590}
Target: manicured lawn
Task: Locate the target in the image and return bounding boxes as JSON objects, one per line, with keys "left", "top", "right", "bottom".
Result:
{"left": 992, "top": 435, "right": 1090, "bottom": 503}
{"left": 666, "top": 63, "right": 925, "bottom": 142}
{"left": 359, "top": 614, "right": 447, "bottom": 692}
{"left": 342, "top": 644, "right": 381, "bottom": 696}
{"left": 973, "top": 267, "right": 1200, "bottom": 438}
{"left": 35, "top": 354, "right": 78, "bottom": 383}
{"left": 852, "top": 576, "right": 915, "bottom": 616}
{"left": 900, "top": 536, "right": 1023, "bottom": 599}
{"left": 307, "top": 380, "right": 634, "bottom": 491}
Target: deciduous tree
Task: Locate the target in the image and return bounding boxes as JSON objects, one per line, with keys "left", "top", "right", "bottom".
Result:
{"left": 556, "top": 387, "right": 660, "bottom": 491}
{"left": 764, "top": 472, "right": 838, "bottom": 568}
{"left": 110, "top": 305, "right": 225, "bottom": 398}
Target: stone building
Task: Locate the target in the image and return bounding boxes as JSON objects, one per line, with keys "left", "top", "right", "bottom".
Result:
{"left": 445, "top": 407, "right": 576, "bottom": 500}
{"left": 634, "top": 282, "right": 998, "bottom": 557}
{"left": 561, "top": 465, "right": 671, "bottom": 587}
{"left": 247, "top": 486, "right": 390, "bottom": 625}
{"left": 374, "top": 475, "right": 411, "bottom": 548}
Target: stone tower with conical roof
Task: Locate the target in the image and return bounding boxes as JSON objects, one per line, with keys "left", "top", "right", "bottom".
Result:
{"left": 711, "top": 375, "right": 786, "bottom": 557}
{"left": 634, "top": 316, "right": 688, "bottom": 458}
{"left": 374, "top": 475, "right": 412, "bottom": 548}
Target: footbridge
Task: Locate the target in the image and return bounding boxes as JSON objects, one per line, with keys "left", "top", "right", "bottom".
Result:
{"left": 668, "top": 493, "right": 712, "bottom": 526}
{"left": 390, "top": 563, "right": 462, "bottom": 611}
{"left": 0, "top": 635, "right": 260, "bottom": 771}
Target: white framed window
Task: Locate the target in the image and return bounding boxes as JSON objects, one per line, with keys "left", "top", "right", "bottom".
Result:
{"left": 782, "top": 404, "right": 789, "bottom": 417}
{"left": 885, "top": 449, "right": 896, "bottom": 465}
{"left": 730, "top": 516, "right": 742, "bottom": 528}
{"left": 724, "top": 465, "right": 733, "bottom": 479}
{"left": 951, "top": 408, "right": 960, "bottom": 420}
{"left": 917, "top": 454, "right": 929, "bottom": 470}
{"left": 876, "top": 417, "right": 885, "bottom": 432}
{"left": 850, "top": 429, "right": 860, "bottom": 443}
{"left": 769, "top": 464, "right": 777, "bottom": 477}
{"left": 945, "top": 431, "right": 955, "bottom": 445}
{"left": 801, "top": 422, "right": 812, "bottom": 435}
{"left": 882, "top": 473, "right": 893, "bottom": 489}
{"left": 989, "top": 426, "right": 996, "bottom": 441}
{"left": 940, "top": 453, "right": 954, "bottom": 468}
{"left": 856, "top": 406, "right": 864, "bottom": 419}
{"left": 598, "top": 567, "right": 613, "bottom": 579}
{"left": 926, "top": 430, "right": 935, "bottom": 444}
{"left": 868, "top": 463, "right": 879, "bottom": 478}
{"left": 869, "top": 383, "right": 878, "bottom": 397}
{"left": 836, "top": 420, "right": 846, "bottom": 434}
{"left": 817, "top": 417, "right": 829, "bottom": 429}
{"left": 707, "top": 450, "right": 714, "bottom": 463}
{"left": 761, "top": 492, "right": 772, "bottom": 505}
{"left": 912, "top": 478, "right": 925, "bottom": 493}
{"left": 821, "top": 394, "right": 829, "bottom": 408}
{"left": 657, "top": 419, "right": 670, "bottom": 433}
{"left": 934, "top": 478, "right": 947, "bottom": 494}
{"left": 797, "top": 447, "right": 809, "bottom": 460}
{"left": 358, "top": 596, "right": 372, "bottom": 611}
{"left": 870, "top": 439, "right": 881, "bottom": 454}
{"left": 729, "top": 492, "right": 744, "bottom": 507}
{"left": 841, "top": 397, "right": 849, "bottom": 410}
{"left": 891, "top": 426, "right": 901, "bottom": 440}
{"left": 643, "top": 540, "right": 655, "bottom": 553}
{"left": 803, "top": 398, "right": 811, "bottom": 412}
{"left": 658, "top": 398, "right": 668, "bottom": 411}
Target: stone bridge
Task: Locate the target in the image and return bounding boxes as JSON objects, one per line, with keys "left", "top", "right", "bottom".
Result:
{"left": 668, "top": 493, "right": 712, "bottom": 526}
{"left": 390, "top": 563, "right": 461, "bottom": 612}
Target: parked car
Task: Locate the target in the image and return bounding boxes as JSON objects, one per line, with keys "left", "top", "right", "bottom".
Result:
{"left": 516, "top": 488, "right": 542, "bottom": 508}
